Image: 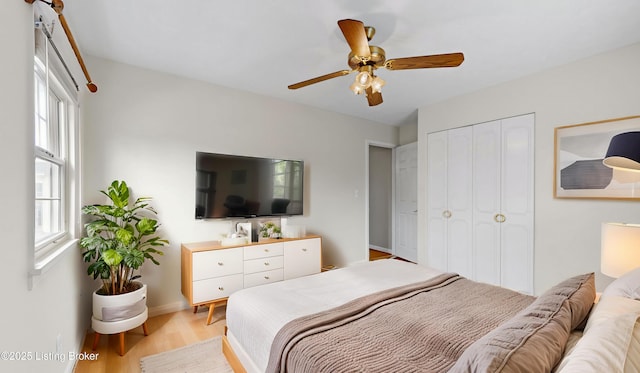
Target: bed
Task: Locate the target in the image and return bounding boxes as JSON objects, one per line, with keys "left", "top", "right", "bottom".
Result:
{"left": 222, "top": 259, "right": 640, "bottom": 373}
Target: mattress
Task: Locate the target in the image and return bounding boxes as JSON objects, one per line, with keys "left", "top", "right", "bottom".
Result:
{"left": 225, "top": 259, "right": 444, "bottom": 372}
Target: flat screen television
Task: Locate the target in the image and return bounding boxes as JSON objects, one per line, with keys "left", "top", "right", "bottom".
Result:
{"left": 195, "top": 151, "right": 304, "bottom": 219}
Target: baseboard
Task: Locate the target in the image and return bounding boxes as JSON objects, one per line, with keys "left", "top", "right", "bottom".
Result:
{"left": 369, "top": 245, "right": 391, "bottom": 253}
{"left": 148, "top": 301, "right": 190, "bottom": 317}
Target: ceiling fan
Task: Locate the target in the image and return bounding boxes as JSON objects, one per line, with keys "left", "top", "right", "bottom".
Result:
{"left": 288, "top": 19, "right": 464, "bottom": 107}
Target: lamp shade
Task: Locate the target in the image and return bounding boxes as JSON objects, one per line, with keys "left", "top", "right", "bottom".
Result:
{"left": 601, "top": 222, "right": 640, "bottom": 278}
{"left": 603, "top": 131, "right": 640, "bottom": 171}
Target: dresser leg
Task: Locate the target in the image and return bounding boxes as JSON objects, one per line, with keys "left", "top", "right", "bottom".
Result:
{"left": 206, "top": 303, "right": 215, "bottom": 325}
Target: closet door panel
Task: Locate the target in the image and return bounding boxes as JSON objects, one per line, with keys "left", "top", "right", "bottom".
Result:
{"left": 472, "top": 121, "right": 501, "bottom": 285}
{"left": 501, "top": 224, "right": 532, "bottom": 294}
{"left": 426, "top": 132, "right": 448, "bottom": 270}
{"left": 502, "top": 114, "right": 534, "bottom": 216}
{"left": 501, "top": 114, "right": 534, "bottom": 294}
{"left": 446, "top": 127, "right": 473, "bottom": 278}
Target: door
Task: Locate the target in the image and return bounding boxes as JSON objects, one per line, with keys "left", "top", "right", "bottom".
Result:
{"left": 500, "top": 114, "right": 534, "bottom": 294}
{"left": 445, "top": 127, "right": 474, "bottom": 278}
{"left": 394, "top": 142, "right": 418, "bottom": 262}
{"left": 472, "top": 114, "right": 534, "bottom": 293}
{"left": 473, "top": 120, "right": 502, "bottom": 286}
{"left": 426, "top": 128, "right": 473, "bottom": 275}
{"left": 426, "top": 132, "right": 448, "bottom": 270}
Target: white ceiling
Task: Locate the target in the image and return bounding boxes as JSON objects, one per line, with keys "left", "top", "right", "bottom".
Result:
{"left": 61, "top": 0, "right": 640, "bottom": 126}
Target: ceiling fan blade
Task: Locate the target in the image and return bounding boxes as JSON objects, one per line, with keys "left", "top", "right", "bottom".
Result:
{"left": 338, "top": 19, "right": 371, "bottom": 59}
{"left": 288, "top": 70, "right": 352, "bottom": 90}
{"left": 365, "top": 87, "right": 383, "bottom": 106}
{"left": 385, "top": 53, "right": 464, "bottom": 70}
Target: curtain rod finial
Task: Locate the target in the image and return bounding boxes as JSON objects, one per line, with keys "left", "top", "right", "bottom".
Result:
{"left": 87, "top": 82, "right": 98, "bottom": 93}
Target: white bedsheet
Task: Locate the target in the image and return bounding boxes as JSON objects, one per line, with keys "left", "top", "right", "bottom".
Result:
{"left": 225, "top": 259, "right": 444, "bottom": 372}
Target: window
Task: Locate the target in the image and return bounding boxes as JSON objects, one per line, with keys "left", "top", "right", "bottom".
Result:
{"left": 272, "top": 160, "right": 303, "bottom": 201}
{"left": 34, "top": 61, "right": 64, "bottom": 249}
{"left": 31, "top": 34, "right": 79, "bottom": 275}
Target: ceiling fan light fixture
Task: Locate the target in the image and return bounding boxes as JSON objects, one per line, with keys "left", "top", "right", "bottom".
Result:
{"left": 370, "top": 75, "right": 385, "bottom": 93}
{"left": 355, "top": 70, "right": 372, "bottom": 87}
{"left": 350, "top": 81, "right": 365, "bottom": 95}
{"left": 287, "top": 18, "right": 464, "bottom": 107}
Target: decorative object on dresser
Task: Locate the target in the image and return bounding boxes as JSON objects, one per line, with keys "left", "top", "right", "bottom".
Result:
{"left": 80, "top": 180, "right": 168, "bottom": 355}
{"left": 259, "top": 221, "right": 282, "bottom": 240}
{"left": 554, "top": 115, "right": 640, "bottom": 199}
{"left": 181, "top": 235, "right": 322, "bottom": 325}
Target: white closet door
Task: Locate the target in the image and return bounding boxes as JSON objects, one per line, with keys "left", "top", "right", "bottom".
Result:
{"left": 446, "top": 127, "right": 473, "bottom": 278}
{"left": 426, "top": 131, "right": 448, "bottom": 270}
{"left": 472, "top": 120, "right": 502, "bottom": 286}
{"left": 395, "top": 142, "right": 418, "bottom": 262}
{"left": 500, "top": 114, "right": 534, "bottom": 294}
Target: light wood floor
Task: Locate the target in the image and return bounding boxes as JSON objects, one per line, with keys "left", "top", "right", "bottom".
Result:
{"left": 369, "top": 248, "right": 393, "bottom": 261}
{"left": 73, "top": 305, "right": 226, "bottom": 373}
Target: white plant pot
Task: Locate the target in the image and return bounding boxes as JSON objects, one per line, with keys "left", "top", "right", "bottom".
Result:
{"left": 91, "top": 282, "right": 148, "bottom": 335}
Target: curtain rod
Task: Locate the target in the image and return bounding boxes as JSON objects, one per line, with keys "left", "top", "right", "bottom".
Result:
{"left": 38, "top": 17, "right": 79, "bottom": 91}
{"left": 25, "top": 0, "right": 98, "bottom": 93}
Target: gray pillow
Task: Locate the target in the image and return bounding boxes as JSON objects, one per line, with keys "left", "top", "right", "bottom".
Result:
{"left": 449, "top": 272, "right": 595, "bottom": 373}
{"left": 601, "top": 267, "right": 640, "bottom": 300}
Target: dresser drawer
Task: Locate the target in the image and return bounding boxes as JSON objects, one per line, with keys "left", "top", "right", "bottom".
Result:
{"left": 192, "top": 273, "right": 243, "bottom": 304}
{"left": 244, "top": 268, "right": 283, "bottom": 288}
{"left": 244, "top": 242, "right": 283, "bottom": 260}
{"left": 283, "top": 238, "right": 322, "bottom": 280}
{"left": 244, "top": 255, "right": 284, "bottom": 274}
{"left": 192, "top": 248, "right": 243, "bottom": 281}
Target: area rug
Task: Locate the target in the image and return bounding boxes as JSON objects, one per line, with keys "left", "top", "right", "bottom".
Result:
{"left": 140, "top": 336, "right": 232, "bottom": 373}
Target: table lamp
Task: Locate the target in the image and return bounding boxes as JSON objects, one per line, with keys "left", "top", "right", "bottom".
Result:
{"left": 601, "top": 222, "right": 640, "bottom": 278}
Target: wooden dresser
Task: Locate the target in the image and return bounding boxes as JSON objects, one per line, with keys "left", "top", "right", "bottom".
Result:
{"left": 181, "top": 235, "right": 322, "bottom": 324}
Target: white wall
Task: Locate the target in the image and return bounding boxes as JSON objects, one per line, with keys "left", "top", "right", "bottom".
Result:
{"left": 81, "top": 56, "right": 397, "bottom": 312}
{"left": 417, "top": 42, "right": 640, "bottom": 294}
{"left": 0, "top": 3, "right": 92, "bottom": 373}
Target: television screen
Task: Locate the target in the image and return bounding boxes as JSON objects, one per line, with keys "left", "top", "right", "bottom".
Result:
{"left": 195, "top": 151, "right": 304, "bottom": 219}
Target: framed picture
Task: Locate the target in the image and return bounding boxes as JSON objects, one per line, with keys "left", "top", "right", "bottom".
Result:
{"left": 554, "top": 116, "right": 640, "bottom": 199}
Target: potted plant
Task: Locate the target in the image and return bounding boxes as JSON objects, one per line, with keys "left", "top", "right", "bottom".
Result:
{"left": 259, "top": 221, "right": 281, "bottom": 240}
{"left": 80, "top": 180, "right": 168, "bottom": 354}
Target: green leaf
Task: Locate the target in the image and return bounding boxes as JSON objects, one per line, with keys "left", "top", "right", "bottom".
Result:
{"left": 136, "top": 217, "right": 158, "bottom": 236}
{"left": 122, "top": 249, "right": 145, "bottom": 270}
{"left": 115, "top": 227, "right": 134, "bottom": 245}
{"left": 102, "top": 249, "right": 123, "bottom": 267}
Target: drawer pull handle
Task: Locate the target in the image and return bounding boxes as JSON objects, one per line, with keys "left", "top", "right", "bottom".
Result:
{"left": 264, "top": 276, "right": 270, "bottom": 280}
{"left": 302, "top": 248, "right": 307, "bottom": 252}
{"left": 217, "top": 262, "right": 224, "bottom": 266}
{"left": 264, "top": 249, "right": 269, "bottom": 252}
{"left": 264, "top": 262, "right": 270, "bottom": 266}
{"left": 218, "top": 286, "right": 224, "bottom": 291}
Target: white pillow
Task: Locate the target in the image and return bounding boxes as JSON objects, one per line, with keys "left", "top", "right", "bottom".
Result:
{"left": 555, "top": 296, "right": 640, "bottom": 373}
{"left": 602, "top": 267, "right": 640, "bottom": 300}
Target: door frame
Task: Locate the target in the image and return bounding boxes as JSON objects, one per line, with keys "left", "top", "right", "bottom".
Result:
{"left": 364, "top": 140, "right": 396, "bottom": 261}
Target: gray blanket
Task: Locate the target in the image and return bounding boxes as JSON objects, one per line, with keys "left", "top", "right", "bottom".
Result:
{"left": 266, "top": 273, "right": 535, "bottom": 373}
